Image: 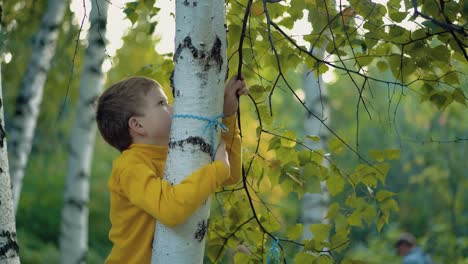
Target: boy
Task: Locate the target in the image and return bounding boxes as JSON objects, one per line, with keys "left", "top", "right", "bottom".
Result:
{"left": 96, "top": 76, "right": 248, "bottom": 263}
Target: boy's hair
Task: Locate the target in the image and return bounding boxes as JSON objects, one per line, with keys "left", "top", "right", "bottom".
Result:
{"left": 96, "top": 76, "right": 159, "bottom": 152}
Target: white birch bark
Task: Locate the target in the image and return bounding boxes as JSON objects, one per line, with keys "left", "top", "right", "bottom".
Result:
{"left": 152, "top": 0, "right": 227, "bottom": 263}
{"left": 0, "top": 45, "right": 21, "bottom": 264}
{"left": 301, "top": 45, "right": 330, "bottom": 240}
{"left": 9, "top": 0, "right": 67, "bottom": 211}
{"left": 59, "top": 1, "right": 108, "bottom": 263}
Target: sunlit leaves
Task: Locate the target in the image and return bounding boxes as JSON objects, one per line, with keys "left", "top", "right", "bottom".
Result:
{"left": 376, "top": 190, "right": 396, "bottom": 202}
{"left": 280, "top": 130, "right": 296, "bottom": 147}
{"left": 234, "top": 252, "right": 251, "bottom": 263}
{"left": 369, "top": 148, "right": 400, "bottom": 162}
{"left": 452, "top": 88, "right": 467, "bottom": 106}
{"left": 294, "top": 252, "right": 317, "bottom": 263}
{"left": 326, "top": 166, "right": 345, "bottom": 196}
{"left": 310, "top": 223, "right": 332, "bottom": 242}
{"left": 287, "top": 224, "right": 304, "bottom": 240}
{"left": 315, "top": 255, "right": 334, "bottom": 264}
{"left": 124, "top": 2, "right": 139, "bottom": 25}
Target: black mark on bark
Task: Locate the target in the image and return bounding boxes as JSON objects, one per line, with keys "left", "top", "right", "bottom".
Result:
{"left": 169, "top": 136, "right": 211, "bottom": 156}
{"left": 194, "top": 219, "right": 209, "bottom": 242}
{"left": 208, "top": 37, "right": 223, "bottom": 72}
{"left": 0, "top": 230, "right": 19, "bottom": 259}
{"left": 65, "top": 198, "right": 88, "bottom": 211}
{"left": 76, "top": 250, "right": 87, "bottom": 264}
{"left": 174, "top": 36, "right": 223, "bottom": 73}
{"left": 48, "top": 23, "right": 60, "bottom": 31}
{"left": 170, "top": 70, "right": 175, "bottom": 97}
{"left": 0, "top": 122, "right": 6, "bottom": 148}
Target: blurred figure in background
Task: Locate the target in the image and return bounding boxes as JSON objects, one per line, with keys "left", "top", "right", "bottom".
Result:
{"left": 396, "top": 233, "right": 433, "bottom": 264}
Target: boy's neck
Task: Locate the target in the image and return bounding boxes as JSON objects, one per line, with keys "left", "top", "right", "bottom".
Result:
{"left": 132, "top": 136, "right": 169, "bottom": 146}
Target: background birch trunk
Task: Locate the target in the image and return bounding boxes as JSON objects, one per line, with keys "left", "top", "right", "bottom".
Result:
{"left": 301, "top": 46, "right": 330, "bottom": 240}
{"left": 151, "top": 0, "right": 227, "bottom": 263}
{"left": 9, "top": 0, "right": 67, "bottom": 211}
{"left": 59, "top": 1, "right": 108, "bottom": 263}
{"left": 0, "top": 30, "right": 21, "bottom": 263}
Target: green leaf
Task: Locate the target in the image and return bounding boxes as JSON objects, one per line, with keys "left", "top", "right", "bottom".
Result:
{"left": 342, "top": 259, "right": 368, "bottom": 264}
{"left": 281, "top": 130, "right": 297, "bottom": 148}
{"left": 431, "top": 45, "right": 450, "bottom": 64}
{"left": 326, "top": 172, "right": 345, "bottom": 196}
{"left": 362, "top": 205, "right": 377, "bottom": 225}
{"left": 249, "top": 85, "right": 265, "bottom": 101}
{"left": 361, "top": 171, "right": 378, "bottom": 187}
{"left": 318, "top": 63, "right": 329, "bottom": 74}
{"left": 330, "top": 228, "right": 349, "bottom": 252}
{"left": 376, "top": 190, "right": 396, "bottom": 202}
{"left": 148, "top": 21, "right": 157, "bottom": 35}
{"left": 143, "top": 0, "right": 155, "bottom": 9}
{"left": 314, "top": 255, "right": 333, "bottom": 264}
{"left": 311, "top": 149, "right": 325, "bottom": 165}
{"left": 430, "top": 92, "right": 451, "bottom": 110}
{"left": 328, "top": 137, "right": 344, "bottom": 155}
{"left": 268, "top": 137, "right": 281, "bottom": 151}
{"left": 207, "top": 244, "right": 225, "bottom": 263}
{"left": 377, "top": 214, "right": 387, "bottom": 232}
{"left": 452, "top": 88, "right": 467, "bottom": 106}
{"left": 347, "top": 211, "right": 363, "bottom": 227}
{"left": 124, "top": 9, "right": 138, "bottom": 25}
{"left": 389, "top": 11, "right": 408, "bottom": 22}
{"left": 443, "top": 72, "right": 460, "bottom": 85}
{"left": 356, "top": 54, "right": 374, "bottom": 67}
{"left": 261, "top": 215, "right": 282, "bottom": 233}
{"left": 309, "top": 224, "right": 331, "bottom": 242}
{"left": 369, "top": 150, "right": 384, "bottom": 162}
{"left": 376, "top": 61, "right": 388, "bottom": 72}
{"left": 375, "top": 163, "right": 390, "bottom": 183}
{"left": 258, "top": 104, "right": 272, "bottom": 125}
{"left": 326, "top": 203, "right": 340, "bottom": 219}
{"left": 287, "top": 224, "right": 304, "bottom": 240}
{"left": 234, "top": 252, "right": 251, "bottom": 263}
{"left": 303, "top": 163, "right": 322, "bottom": 193}
{"left": 384, "top": 149, "right": 400, "bottom": 160}
{"left": 421, "top": 20, "right": 443, "bottom": 32}
{"left": 307, "top": 135, "right": 321, "bottom": 142}
{"left": 295, "top": 252, "right": 317, "bottom": 263}
{"left": 298, "top": 150, "right": 311, "bottom": 166}
{"left": 380, "top": 198, "right": 399, "bottom": 213}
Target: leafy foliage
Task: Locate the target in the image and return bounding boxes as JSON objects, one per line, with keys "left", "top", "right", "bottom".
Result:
{"left": 1, "top": 0, "right": 467, "bottom": 263}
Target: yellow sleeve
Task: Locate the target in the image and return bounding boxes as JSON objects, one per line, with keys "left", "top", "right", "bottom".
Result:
{"left": 221, "top": 114, "right": 242, "bottom": 186}
{"left": 119, "top": 161, "right": 229, "bottom": 227}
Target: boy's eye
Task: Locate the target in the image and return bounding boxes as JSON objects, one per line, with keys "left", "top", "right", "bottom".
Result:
{"left": 158, "top": 101, "right": 165, "bottom": 106}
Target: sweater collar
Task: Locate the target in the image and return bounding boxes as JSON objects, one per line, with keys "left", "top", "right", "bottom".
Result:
{"left": 128, "top": 144, "right": 168, "bottom": 160}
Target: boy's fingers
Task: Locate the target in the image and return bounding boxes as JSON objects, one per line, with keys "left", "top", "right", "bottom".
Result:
{"left": 237, "top": 87, "right": 249, "bottom": 96}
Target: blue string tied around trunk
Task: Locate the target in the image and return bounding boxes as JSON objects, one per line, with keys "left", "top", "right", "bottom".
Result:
{"left": 172, "top": 113, "right": 228, "bottom": 159}
{"left": 266, "top": 237, "right": 281, "bottom": 264}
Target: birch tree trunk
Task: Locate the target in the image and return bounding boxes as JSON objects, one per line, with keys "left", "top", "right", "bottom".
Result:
{"left": 152, "top": 0, "right": 227, "bottom": 263}
{"left": 0, "top": 41, "right": 21, "bottom": 264}
{"left": 301, "top": 47, "right": 330, "bottom": 240}
{"left": 9, "top": 0, "right": 67, "bottom": 211}
{"left": 59, "top": 1, "right": 108, "bottom": 263}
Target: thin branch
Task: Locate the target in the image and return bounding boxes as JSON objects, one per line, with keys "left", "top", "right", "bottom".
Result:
{"left": 57, "top": 0, "right": 87, "bottom": 122}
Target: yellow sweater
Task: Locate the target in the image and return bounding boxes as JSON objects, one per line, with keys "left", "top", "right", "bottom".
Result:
{"left": 105, "top": 115, "right": 241, "bottom": 264}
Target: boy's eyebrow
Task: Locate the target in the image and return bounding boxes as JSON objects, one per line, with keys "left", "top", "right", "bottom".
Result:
{"left": 155, "top": 96, "right": 169, "bottom": 102}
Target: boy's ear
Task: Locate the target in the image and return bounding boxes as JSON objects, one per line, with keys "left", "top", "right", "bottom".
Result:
{"left": 128, "top": 116, "right": 146, "bottom": 136}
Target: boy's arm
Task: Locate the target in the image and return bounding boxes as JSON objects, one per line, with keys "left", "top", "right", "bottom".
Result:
{"left": 118, "top": 161, "right": 229, "bottom": 227}
{"left": 221, "top": 114, "right": 242, "bottom": 186}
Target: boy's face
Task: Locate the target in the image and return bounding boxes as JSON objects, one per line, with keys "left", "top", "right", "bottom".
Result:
{"left": 136, "top": 86, "right": 173, "bottom": 144}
